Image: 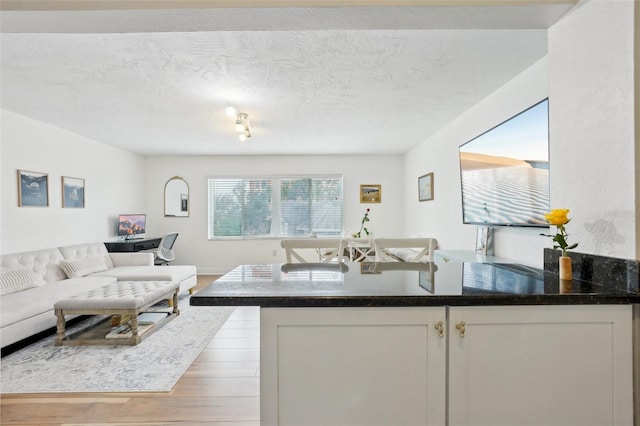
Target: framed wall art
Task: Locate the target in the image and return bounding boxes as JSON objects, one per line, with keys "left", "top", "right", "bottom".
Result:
{"left": 62, "top": 176, "right": 85, "bottom": 208}
{"left": 418, "top": 172, "right": 434, "bottom": 202}
{"left": 17, "top": 170, "right": 49, "bottom": 207}
{"left": 360, "top": 184, "right": 381, "bottom": 203}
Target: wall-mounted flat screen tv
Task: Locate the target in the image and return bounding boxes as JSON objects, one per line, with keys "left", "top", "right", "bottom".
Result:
{"left": 459, "top": 99, "right": 549, "bottom": 227}
{"left": 117, "top": 213, "right": 146, "bottom": 239}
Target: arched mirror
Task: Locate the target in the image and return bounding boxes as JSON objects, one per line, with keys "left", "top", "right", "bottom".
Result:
{"left": 164, "top": 176, "right": 189, "bottom": 217}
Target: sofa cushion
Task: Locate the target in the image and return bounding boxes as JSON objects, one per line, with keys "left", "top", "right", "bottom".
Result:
{"left": 0, "top": 248, "right": 67, "bottom": 285}
{"left": 0, "top": 276, "right": 116, "bottom": 328}
{"left": 90, "top": 265, "right": 196, "bottom": 283}
{"left": 58, "top": 243, "right": 114, "bottom": 269}
{"left": 60, "top": 256, "right": 109, "bottom": 278}
{"left": 0, "top": 267, "right": 41, "bottom": 295}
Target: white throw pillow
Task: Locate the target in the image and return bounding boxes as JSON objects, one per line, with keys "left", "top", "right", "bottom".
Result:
{"left": 60, "top": 256, "right": 108, "bottom": 278}
{"left": 0, "top": 267, "right": 40, "bottom": 295}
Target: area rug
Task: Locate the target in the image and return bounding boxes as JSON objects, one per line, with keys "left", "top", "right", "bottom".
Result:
{"left": 0, "top": 296, "right": 235, "bottom": 393}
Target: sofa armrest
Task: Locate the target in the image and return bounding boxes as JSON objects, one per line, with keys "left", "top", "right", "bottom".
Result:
{"left": 109, "top": 252, "right": 154, "bottom": 267}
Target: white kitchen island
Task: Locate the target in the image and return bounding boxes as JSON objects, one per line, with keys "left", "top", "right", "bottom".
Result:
{"left": 192, "top": 261, "right": 639, "bottom": 426}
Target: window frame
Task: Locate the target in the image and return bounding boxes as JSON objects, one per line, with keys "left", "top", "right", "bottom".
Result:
{"left": 207, "top": 174, "right": 344, "bottom": 241}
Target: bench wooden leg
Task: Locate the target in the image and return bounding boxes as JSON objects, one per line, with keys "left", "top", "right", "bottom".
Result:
{"left": 130, "top": 311, "right": 139, "bottom": 338}
{"left": 55, "top": 309, "right": 66, "bottom": 346}
{"left": 172, "top": 289, "right": 180, "bottom": 315}
{"left": 168, "top": 298, "right": 173, "bottom": 307}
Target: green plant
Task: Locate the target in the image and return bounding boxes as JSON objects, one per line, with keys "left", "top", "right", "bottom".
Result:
{"left": 355, "top": 208, "right": 371, "bottom": 238}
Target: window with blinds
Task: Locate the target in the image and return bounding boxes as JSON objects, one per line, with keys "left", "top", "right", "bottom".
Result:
{"left": 208, "top": 176, "right": 343, "bottom": 239}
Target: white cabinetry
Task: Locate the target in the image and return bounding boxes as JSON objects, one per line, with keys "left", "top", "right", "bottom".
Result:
{"left": 260, "top": 307, "right": 446, "bottom": 426}
{"left": 448, "top": 305, "right": 633, "bottom": 426}
{"left": 260, "top": 305, "right": 634, "bottom": 426}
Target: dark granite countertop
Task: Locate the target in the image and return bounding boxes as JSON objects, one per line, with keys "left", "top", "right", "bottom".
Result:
{"left": 190, "top": 260, "right": 640, "bottom": 308}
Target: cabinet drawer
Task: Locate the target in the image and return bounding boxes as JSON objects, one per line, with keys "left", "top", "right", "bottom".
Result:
{"left": 134, "top": 241, "right": 158, "bottom": 251}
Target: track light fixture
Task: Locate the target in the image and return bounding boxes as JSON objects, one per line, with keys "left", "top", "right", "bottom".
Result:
{"left": 234, "top": 112, "right": 252, "bottom": 141}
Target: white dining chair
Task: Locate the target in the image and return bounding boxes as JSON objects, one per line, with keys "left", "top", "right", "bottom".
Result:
{"left": 372, "top": 237, "right": 438, "bottom": 263}
{"left": 280, "top": 238, "right": 347, "bottom": 263}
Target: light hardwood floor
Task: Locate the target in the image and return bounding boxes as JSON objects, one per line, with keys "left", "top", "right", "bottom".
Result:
{"left": 0, "top": 276, "right": 261, "bottom": 426}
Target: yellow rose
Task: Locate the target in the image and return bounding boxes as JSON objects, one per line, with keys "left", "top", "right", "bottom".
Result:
{"left": 544, "top": 209, "right": 570, "bottom": 226}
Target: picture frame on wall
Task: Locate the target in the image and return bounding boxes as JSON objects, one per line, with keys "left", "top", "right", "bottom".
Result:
{"left": 62, "top": 176, "right": 85, "bottom": 208}
{"left": 418, "top": 172, "right": 434, "bottom": 202}
{"left": 360, "top": 184, "right": 381, "bottom": 203}
{"left": 17, "top": 169, "right": 49, "bottom": 207}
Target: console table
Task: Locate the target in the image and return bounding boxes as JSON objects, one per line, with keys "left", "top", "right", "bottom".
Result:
{"left": 104, "top": 237, "right": 161, "bottom": 253}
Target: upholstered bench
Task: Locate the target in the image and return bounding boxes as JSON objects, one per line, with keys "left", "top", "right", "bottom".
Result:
{"left": 54, "top": 280, "right": 180, "bottom": 346}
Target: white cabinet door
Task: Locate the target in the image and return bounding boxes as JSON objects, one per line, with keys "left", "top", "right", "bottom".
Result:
{"left": 448, "top": 305, "right": 633, "bottom": 426}
{"left": 261, "top": 307, "right": 447, "bottom": 426}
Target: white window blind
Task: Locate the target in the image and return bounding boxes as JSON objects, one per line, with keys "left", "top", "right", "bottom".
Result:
{"left": 208, "top": 176, "right": 343, "bottom": 239}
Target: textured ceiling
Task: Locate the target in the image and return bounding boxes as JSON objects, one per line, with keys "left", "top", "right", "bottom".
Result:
{"left": 0, "top": 3, "right": 576, "bottom": 156}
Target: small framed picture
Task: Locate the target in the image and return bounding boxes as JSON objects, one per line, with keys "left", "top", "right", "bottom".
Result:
{"left": 418, "top": 172, "right": 434, "bottom": 202}
{"left": 62, "top": 176, "right": 85, "bottom": 208}
{"left": 17, "top": 170, "right": 49, "bottom": 207}
{"left": 360, "top": 184, "right": 381, "bottom": 203}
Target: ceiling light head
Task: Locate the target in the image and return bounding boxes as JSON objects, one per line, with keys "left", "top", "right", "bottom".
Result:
{"left": 234, "top": 112, "right": 251, "bottom": 140}
{"left": 235, "top": 112, "right": 249, "bottom": 132}
{"left": 232, "top": 111, "right": 252, "bottom": 141}
{"left": 225, "top": 105, "right": 237, "bottom": 117}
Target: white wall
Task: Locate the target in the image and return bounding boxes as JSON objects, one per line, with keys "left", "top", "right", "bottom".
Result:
{"left": 145, "top": 155, "right": 403, "bottom": 273}
{"left": 403, "top": 57, "right": 549, "bottom": 267}
{"left": 402, "top": 0, "right": 638, "bottom": 267}
{"left": 0, "top": 109, "right": 147, "bottom": 254}
{"left": 3, "top": 0, "right": 636, "bottom": 268}
{"left": 549, "top": 0, "right": 636, "bottom": 260}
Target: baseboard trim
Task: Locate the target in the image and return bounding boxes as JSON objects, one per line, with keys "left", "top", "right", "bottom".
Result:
{"left": 197, "top": 267, "right": 234, "bottom": 275}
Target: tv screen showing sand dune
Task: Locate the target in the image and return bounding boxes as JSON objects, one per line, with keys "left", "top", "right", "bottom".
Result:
{"left": 459, "top": 99, "right": 549, "bottom": 227}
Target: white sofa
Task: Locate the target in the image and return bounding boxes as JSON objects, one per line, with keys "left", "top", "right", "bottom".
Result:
{"left": 0, "top": 242, "right": 197, "bottom": 348}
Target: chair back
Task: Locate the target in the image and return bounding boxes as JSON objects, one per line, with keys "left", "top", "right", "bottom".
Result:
{"left": 157, "top": 232, "right": 179, "bottom": 262}
{"left": 281, "top": 238, "right": 346, "bottom": 263}
{"left": 372, "top": 238, "right": 437, "bottom": 263}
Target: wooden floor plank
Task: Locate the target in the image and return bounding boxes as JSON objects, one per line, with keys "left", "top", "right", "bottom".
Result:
{"left": 2, "top": 396, "right": 260, "bottom": 424}
{"left": 183, "top": 361, "right": 260, "bottom": 378}
{"left": 171, "top": 377, "right": 260, "bottom": 397}
{"left": 215, "top": 328, "right": 260, "bottom": 339}
{"left": 195, "top": 349, "right": 260, "bottom": 362}
{"left": 62, "top": 423, "right": 260, "bottom": 426}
